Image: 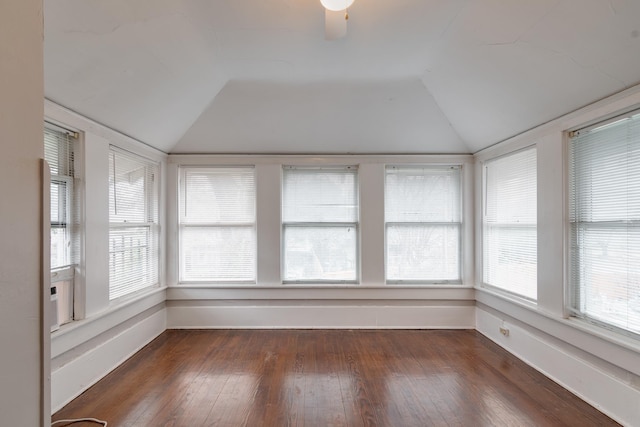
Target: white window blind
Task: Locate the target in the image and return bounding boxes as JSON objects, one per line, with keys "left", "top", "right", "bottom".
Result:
{"left": 109, "top": 148, "right": 159, "bottom": 300}
{"left": 569, "top": 111, "right": 640, "bottom": 336}
{"left": 282, "top": 166, "right": 358, "bottom": 283}
{"left": 385, "top": 166, "right": 461, "bottom": 283}
{"left": 179, "top": 167, "right": 256, "bottom": 282}
{"left": 44, "top": 124, "right": 78, "bottom": 270}
{"left": 483, "top": 148, "right": 537, "bottom": 300}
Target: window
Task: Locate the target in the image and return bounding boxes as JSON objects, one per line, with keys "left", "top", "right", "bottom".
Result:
{"left": 483, "top": 147, "right": 537, "bottom": 300}
{"left": 179, "top": 167, "right": 256, "bottom": 282}
{"left": 282, "top": 166, "right": 358, "bottom": 283}
{"left": 109, "top": 148, "right": 159, "bottom": 300}
{"left": 569, "top": 110, "right": 640, "bottom": 336}
{"left": 45, "top": 124, "right": 78, "bottom": 270}
{"left": 385, "top": 165, "right": 461, "bottom": 283}
{"left": 45, "top": 123, "right": 79, "bottom": 326}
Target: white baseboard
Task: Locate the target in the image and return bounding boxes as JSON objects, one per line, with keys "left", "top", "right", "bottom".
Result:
{"left": 51, "top": 309, "right": 166, "bottom": 413}
{"left": 476, "top": 308, "right": 640, "bottom": 427}
{"left": 167, "top": 303, "right": 475, "bottom": 329}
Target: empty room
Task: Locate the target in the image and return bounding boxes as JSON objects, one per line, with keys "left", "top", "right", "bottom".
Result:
{"left": 2, "top": 0, "right": 640, "bottom": 426}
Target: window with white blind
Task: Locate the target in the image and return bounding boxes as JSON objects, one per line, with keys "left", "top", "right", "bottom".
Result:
{"left": 385, "top": 165, "right": 461, "bottom": 283}
{"left": 282, "top": 166, "right": 358, "bottom": 283}
{"left": 45, "top": 123, "right": 79, "bottom": 326}
{"left": 109, "top": 148, "right": 159, "bottom": 300}
{"left": 569, "top": 110, "right": 640, "bottom": 337}
{"left": 45, "top": 124, "right": 78, "bottom": 271}
{"left": 483, "top": 147, "right": 537, "bottom": 300}
{"left": 179, "top": 167, "right": 256, "bottom": 282}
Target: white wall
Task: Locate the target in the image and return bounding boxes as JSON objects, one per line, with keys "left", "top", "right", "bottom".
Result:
{"left": 474, "top": 86, "right": 640, "bottom": 426}
{"left": 0, "top": 1, "right": 46, "bottom": 426}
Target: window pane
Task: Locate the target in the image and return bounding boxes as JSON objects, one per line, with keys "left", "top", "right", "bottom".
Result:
{"left": 483, "top": 148, "right": 537, "bottom": 299}
{"left": 283, "top": 226, "right": 357, "bottom": 282}
{"left": 386, "top": 224, "right": 460, "bottom": 282}
{"left": 384, "top": 165, "right": 462, "bottom": 282}
{"left": 50, "top": 227, "right": 68, "bottom": 269}
{"left": 385, "top": 167, "right": 460, "bottom": 222}
{"left": 178, "top": 167, "right": 256, "bottom": 282}
{"left": 181, "top": 226, "right": 256, "bottom": 282}
{"left": 45, "top": 126, "right": 76, "bottom": 271}
{"left": 109, "top": 152, "right": 148, "bottom": 223}
{"left": 484, "top": 225, "right": 537, "bottom": 299}
{"left": 571, "top": 225, "right": 640, "bottom": 334}
{"left": 182, "top": 168, "right": 255, "bottom": 224}
{"left": 108, "top": 148, "right": 159, "bottom": 299}
{"left": 109, "top": 226, "right": 156, "bottom": 300}
{"left": 283, "top": 168, "right": 358, "bottom": 222}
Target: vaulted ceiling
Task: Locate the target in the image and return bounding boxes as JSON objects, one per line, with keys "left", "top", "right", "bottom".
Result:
{"left": 44, "top": 0, "right": 640, "bottom": 154}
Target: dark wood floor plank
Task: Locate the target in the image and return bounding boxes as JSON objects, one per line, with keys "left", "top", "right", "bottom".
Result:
{"left": 52, "top": 330, "right": 621, "bottom": 427}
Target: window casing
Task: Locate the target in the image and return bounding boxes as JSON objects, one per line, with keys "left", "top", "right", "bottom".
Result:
{"left": 282, "top": 166, "right": 359, "bottom": 283}
{"left": 179, "top": 166, "right": 256, "bottom": 283}
{"left": 385, "top": 165, "right": 462, "bottom": 283}
{"left": 483, "top": 147, "right": 537, "bottom": 300}
{"left": 108, "top": 148, "right": 159, "bottom": 300}
{"left": 569, "top": 110, "right": 640, "bottom": 337}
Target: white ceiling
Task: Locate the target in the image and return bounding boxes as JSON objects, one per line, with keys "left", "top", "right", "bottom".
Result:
{"left": 44, "top": 0, "right": 640, "bottom": 154}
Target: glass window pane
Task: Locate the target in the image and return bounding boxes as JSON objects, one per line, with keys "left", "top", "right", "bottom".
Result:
{"left": 181, "top": 226, "right": 256, "bottom": 282}
{"left": 386, "top": 224, "right": 460, "bottom": 282}
{"left": 483, "top": 148, "right": 537, "bottom": 300}
{"left": 283, "top": 226, "right": 357, "bottom": 282}
{"left": 283, "top": 169, "right": 358, "bottom": 222}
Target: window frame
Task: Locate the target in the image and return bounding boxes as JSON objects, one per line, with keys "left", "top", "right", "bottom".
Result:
{"left": 108, "top": 146, "right": 160, "bottom": 300}
{"left": 384, "top": 164, "right": 463, "bottom": 284}
{"left": 45, "top": 122, "right": 80, "bottom": 326}
{"left": 281, "top": 165, "right": 360, "bottom": 284}
{"left": 567, "top": 108, "right": 640, "bottom": 338}
{"left": 482, "top": 145, "right": 538, "bottom": 301}
{"left": 178, "top": 165, "right": 257, "bottom": 284}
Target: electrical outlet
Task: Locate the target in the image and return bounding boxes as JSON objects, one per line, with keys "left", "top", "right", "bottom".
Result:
{"left": 499, "top": 327, "right": 509, "bottom": 337}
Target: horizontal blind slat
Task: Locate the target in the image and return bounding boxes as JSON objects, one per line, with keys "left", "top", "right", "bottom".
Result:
{"left": 483, "top": 147, "right": 537, "bottom": 300}
{"left": 569, "top": 112, "right": 640, "bottom": 336}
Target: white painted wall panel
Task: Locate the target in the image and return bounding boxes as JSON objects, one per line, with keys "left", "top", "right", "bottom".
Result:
{"left": 0, "top": 1, "right": 45, "bottom": 425}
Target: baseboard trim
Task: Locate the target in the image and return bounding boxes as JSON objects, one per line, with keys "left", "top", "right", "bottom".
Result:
{"left": 51, "top": 309, "right": 166, "bottom": 413}
{"left": 166, "top": 303, "right": 475, "bottom": 329}
{"left": 476, "top": 308, "right": 640, "bottom": 426}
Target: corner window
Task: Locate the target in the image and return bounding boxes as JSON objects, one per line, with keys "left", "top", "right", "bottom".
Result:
{"left": 483, "top": 147, "right": 537, "bottom": 300}
{"left": 179, "top": 166, "right": 256, "bottom": 283}
{"left": 108, "top": 148, "right": 159, "bottom": 299}
{"left": 385, "top": 165, "right": 461, "bottom": 283}
{"left": 282, "top": 166, "right": 358, "bottom": 283}
{"left": 569, "top": 110, "right": 640, "bottom": 336}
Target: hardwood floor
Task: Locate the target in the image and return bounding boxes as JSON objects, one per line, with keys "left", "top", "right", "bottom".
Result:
{"left": 52, "top": 330, "right": 619, "bottom": 426}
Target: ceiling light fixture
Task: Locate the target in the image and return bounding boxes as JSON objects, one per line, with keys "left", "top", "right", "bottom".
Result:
{"left": 321, "top": 0, "right": 354, "bottom": 40}
{"left": 320, "top": 0, "right": 355, "bottom": 12}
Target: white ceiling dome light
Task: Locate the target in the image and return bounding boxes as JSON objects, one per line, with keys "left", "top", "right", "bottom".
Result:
{"left": 320, "top": 0, "right": 355, "bottom": 12}
{"left": 321, "top": 0, "right": 355, "bottom": 40}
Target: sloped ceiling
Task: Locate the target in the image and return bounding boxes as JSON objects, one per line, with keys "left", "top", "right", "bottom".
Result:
{"left": 44, "top": 0, "right": 640, "bottom": 154}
